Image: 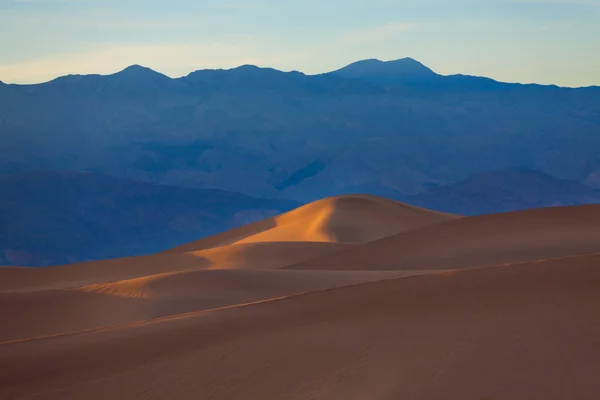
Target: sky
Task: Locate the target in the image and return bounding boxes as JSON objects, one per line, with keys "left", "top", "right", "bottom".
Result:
{"left": 0, "top": 0, "right": 599, "bottom": 86}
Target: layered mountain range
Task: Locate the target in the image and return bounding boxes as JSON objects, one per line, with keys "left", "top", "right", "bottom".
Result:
{"left": 1, "top": 57, "right": 599, "bottom": 265}
{"left": 2, "top": 58, "right": 599, "bottom": 200}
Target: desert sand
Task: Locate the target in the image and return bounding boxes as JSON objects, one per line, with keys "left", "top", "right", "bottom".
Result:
{"left": 166, "top": 194, "right": 458, "bottom": 252}
{"left": 288, "top": 203, "right": 600, "bottom": 271}
{"left": 1, "top": 195, "right": 599, "bottom": 399}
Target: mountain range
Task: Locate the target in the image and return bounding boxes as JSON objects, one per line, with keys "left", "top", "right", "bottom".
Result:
{"left": 1, "top": 57, "right": 600, "bottom": 265}
{"left": 0, "top": 171, "right": 297, "bottom": 266}
{"left": 2, "top": 57, "right": 599, "bottom": 201}
{"left": 405, "top": 167, "right": 600, "bottom": 215}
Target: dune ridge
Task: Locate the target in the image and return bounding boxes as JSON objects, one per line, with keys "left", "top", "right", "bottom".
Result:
{"left": 1, "top": 196, "right": 599, "bottom": 399}
{"left": 0, "top": 269, "right": 417, "bottom": 343}
{"left": 0, "top": 242, "right": 355, "bottom": 293}
{"left": 0, "top": 195, "right": 455, "bottom": 293}
{"left": 287, "top": 203, "right": 600, "bottom": 271}
{"left": 166, "top": 194, "right": 458, "bottom": 252}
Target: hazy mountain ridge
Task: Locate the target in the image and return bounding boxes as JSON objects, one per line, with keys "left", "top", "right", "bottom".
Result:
{"left": 1, "top": 58, "right": 600, "bottom": 202}
{"left": 0, "top": 170, "right": 298, "bottom": 266}
{"left": 405, "top": 168, "right": 600, "bottom": 215}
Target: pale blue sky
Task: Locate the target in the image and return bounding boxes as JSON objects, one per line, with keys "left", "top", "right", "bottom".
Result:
{"left": 0, "top": 0, "right": 599, "bottom": 86}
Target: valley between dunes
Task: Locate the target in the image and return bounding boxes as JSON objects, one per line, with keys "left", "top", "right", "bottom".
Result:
{"left": 1, "top": 194, "right": 599, "bottom": 400}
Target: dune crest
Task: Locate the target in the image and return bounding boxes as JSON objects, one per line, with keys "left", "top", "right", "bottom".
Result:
{"left": 288, "top": 203, "right": 600, "bottom": 271}
{"left": 167, "top": 194, "right": 458, "bottom": 253}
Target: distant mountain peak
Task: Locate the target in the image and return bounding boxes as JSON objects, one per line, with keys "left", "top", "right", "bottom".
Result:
{"left": 231, "top": 64, "right": 281, "bottom": 74}
{"left": 113, "top": 64, "right": 169, "bottom": 80}
{"left": 388, "top": 57, "right": 430, "bottom": 67}
{"left": 184, "top": 64, "right": 283, "bottom": 78}
{"left": 354, "top": 58, "right": 385, "bottom": 64}
{"left": 234, "top": 64, "right": 262, "bottom": 70}
{"left": 329, "top": 57, "right": 437, "bottom": 80}
{"left": 44, "top": 64, "right": 171, "bottom": 86}
{"left": 118, "top": 64, "right": 154, "bottom": 73}
{"left": 352, "top": 57, "right": 422, "bottom": 65}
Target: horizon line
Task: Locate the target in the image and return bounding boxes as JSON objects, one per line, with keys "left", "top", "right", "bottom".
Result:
{"left": 1, "top": 57, "right": 599, "bottom": 89}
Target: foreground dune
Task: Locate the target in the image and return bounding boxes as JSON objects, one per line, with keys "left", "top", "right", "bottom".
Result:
{"left": 288, "top": 203, "right": 600, "bottom": 271}
{"left": 1, "top": 254, "right": 599, "bottom": 400}
{"left": 0, "top": 241, "right": 367, "bottom": 340}
{"left": 0, "top": 269, "right": 418, "bottom": 343}
{"left": 166, "top": 194, "right": 458, "bottom": 252}
{"left": 1, "top": 200, "right": 599, "bottom": 399}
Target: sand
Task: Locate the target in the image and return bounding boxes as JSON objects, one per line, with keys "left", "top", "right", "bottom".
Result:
{"left": 0, "top": 242, "right": 355, "bottom": 292}
{"left": 1, "top": 196, "right": 599, "bottom": 399}
{"left": 166, "top": 194, "right": 459, "bottom": 252}
{"left": 0, "top": 269, "right": 424, "bottom": 343}
{"left": 288, "top": 203, "right": 600, "bottom": 271}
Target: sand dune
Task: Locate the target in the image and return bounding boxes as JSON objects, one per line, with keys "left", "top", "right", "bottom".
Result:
{"left": 0, "top": 253, "right": 203, "bottom": 292}
{"left": 0, "top": 268, "right": 416, "bottom": 343}
{"left": 0, "top": 242, "right": 355, "bottom": 293}
{"left": 1, "top": 199, "right": 599, "bottom": 399}
{"left": 166, "top": 194, "right": 458, "bottom": 252}
{"left": 1, "top": 194, "right": 453, "bottom": 292}
{"left": 288, "top": 203, "right": 600, "bottom": 271}
{"left": 189, "top": 241, "right": 355, "bottom": 270}
{"left": 1, "top": 254, "right": 599, "bottom": 399}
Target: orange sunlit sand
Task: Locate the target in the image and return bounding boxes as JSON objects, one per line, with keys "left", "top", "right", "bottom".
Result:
{"left": 1, "top": 195, "right": 600, "bottom": 399}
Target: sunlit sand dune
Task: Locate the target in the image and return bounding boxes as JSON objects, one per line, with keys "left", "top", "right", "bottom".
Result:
{"left": 166, "top": 194, "right": 458, "bottom": 252}
{"left": 189, "top": 241, "right": 355, "bottom": 270}
{"left": 288, "top": 203, "right": 600, "bottom": 271}
{"left": 0, "top": 195, "right": 455, "bottom": 293}
{"left": 1, "top": 199, "right": 599, "bottom": 399}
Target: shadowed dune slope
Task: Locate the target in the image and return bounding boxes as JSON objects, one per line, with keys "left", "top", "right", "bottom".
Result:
{"left": 1, "top": 254, "right": 599, "bottom": 400}
{"left": 287, "top": 203, "right": 600, "bottom": 271}
{"left": 165, "top": 194, "right": 459, "bottom": 253}
{"left": 0, "top": 269, "right": 413, "bottom": 343}
{"left": 0, "top": 253, "right": 204, "bottom": 293}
